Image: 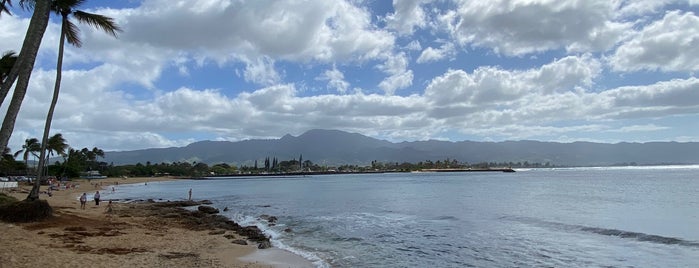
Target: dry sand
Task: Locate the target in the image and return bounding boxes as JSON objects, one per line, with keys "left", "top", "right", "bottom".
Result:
{"left": 0, "top": 177, "right": 312, "bottom": 268}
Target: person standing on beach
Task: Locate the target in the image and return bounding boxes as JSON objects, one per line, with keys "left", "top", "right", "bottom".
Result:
{"left": 188, "top": 188, "right": 192, "bottom": 200}
{"left": 79, "top": 193, "right": 87, "bottom": 209}
{"left": 94, "top": 191, "right": 101, "bottom": 206}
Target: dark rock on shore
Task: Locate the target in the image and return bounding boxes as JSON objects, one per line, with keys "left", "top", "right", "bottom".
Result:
{"left": 115, "top": 200, "right": 272, "bottom": 249}
{"left": 231, "top": 239, "right": 247, "bottom": 245}
{"left": 197, "top": 205, "right": 219, "bottom": 214}
{"left": 257, "top": 240, "right": 272, "bottom": 249}
{"left": 259, "top": 214, "right": 277, "bottom": 223}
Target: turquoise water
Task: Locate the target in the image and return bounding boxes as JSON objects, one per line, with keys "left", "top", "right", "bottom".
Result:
{"left": 106, "top": 166, "right": 699, "bottom": 267}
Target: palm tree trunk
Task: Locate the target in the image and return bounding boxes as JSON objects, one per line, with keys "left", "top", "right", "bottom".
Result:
{"left": 28, "top": 13, "right": 68, "bottom": 201}
{"left": 0, "top": 0, "right": 52, "bottom": 151}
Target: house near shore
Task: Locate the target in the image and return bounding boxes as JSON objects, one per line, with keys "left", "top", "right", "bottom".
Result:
{"left": 80, "top": 170, "right": 107, "bottom": 179}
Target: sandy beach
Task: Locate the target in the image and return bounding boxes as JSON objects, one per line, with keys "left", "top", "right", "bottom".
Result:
{"left": 0, "top": 177, "right": 312, "bottom": 268}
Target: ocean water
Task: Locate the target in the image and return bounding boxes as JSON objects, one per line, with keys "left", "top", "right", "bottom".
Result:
{"left": 105, "top": 166, "right": 699, "bottom": 267}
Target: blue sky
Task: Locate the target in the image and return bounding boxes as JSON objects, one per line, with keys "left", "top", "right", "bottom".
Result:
{"left": 1, "top": 0, "right": 699, "bottom": 152}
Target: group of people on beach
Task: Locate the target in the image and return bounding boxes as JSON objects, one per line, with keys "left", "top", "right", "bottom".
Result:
{"left": 79, "top": 190, "right": 101, "bottom": 209}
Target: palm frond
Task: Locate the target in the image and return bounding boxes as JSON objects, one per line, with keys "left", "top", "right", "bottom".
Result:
{"left": 18, "top": 0, "right": 34, "bottom": 11}
{"left": 63, "top": 18, "right": 82, "bottom": 47}
{"left": 73, "top": 10, "right": 121, "bottom": 37}
{"left": 0, "top": 50, "right": 18, "bottom": 81}
{"left": 1, "top": 0, "right": 12, "bottom": 16}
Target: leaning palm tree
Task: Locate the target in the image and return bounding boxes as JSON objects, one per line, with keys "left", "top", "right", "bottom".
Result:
{"left": 13, "top": 137, "right": 40, "bottom": 173}
{"left": 0, "top": 0, "right": 52, "bottom": 152}
{"left": 29, "top": 0, "right": 121, "bottom": 200}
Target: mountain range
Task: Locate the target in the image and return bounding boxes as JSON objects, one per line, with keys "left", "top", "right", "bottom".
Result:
{"left": 102, "top": 129, "right": 699, "bottom": 167}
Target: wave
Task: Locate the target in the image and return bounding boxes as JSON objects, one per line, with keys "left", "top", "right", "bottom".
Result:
{"left": 501, "top": 216, "right": 699, "bottom": 248}
{"left": 578, "top": 226, "right": 699, "bottom": 247}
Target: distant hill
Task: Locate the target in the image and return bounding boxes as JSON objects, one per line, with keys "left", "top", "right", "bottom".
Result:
{"left": 102, "top": 129, "right": 699, "bottom": 167}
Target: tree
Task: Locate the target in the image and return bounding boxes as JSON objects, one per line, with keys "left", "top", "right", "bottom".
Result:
{"left": 13, "top": 137, "right": 40, "bottom": 173}
{"left": 1, "top": 0, "right": 12, "bottom": 16}
{"left": 0, "top": 51, "right": 18, "bottom": 85}
{"left": 30, "top": 0, "right": 120, "bottom": 201}
{"left": 42, "top": 133, "right": 67, "bottom": 175}
{"left": 0, "top": 0, "right": 52, "bottom": 152}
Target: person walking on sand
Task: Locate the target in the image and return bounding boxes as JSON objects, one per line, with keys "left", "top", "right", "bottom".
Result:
{"left": 79, "top": 193, "right": 87, "bottom": 209}
{"left": 94, "top": 191, "right": 101, "bottom": 206}
{"left": 188, "top": 188, "right": 192, "bottom": 200}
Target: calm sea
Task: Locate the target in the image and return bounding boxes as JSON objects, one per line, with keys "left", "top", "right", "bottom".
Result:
{"left": 105, "top": 166, "right": 699, "bottom": 267}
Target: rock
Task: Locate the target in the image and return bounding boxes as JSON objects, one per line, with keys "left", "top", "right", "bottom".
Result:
{"left": 223, "top": 234, "right": 236, "bottom": 239}
{"left": 231, "top": 239, "right": 247, "bottom": 245}
{"left": 257, "top": 241, "right": 272, "bottom": 249}
{"left": 283, "top": 228, "right": 292, "bottom": 233}
{"left": 197, "top": 205, "right": 219, "bottom": 214}
{"left": 223, "top": 207, "right": 229, "bottom": 212}
{"left": 259, "top": 214, "right": 278, "bottom": 223}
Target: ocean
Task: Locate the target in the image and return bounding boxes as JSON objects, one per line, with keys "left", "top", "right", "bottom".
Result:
{"left": 105, "top": 166, "right": 699, "bottom": 267}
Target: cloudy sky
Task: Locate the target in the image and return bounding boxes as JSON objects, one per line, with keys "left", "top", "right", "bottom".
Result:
{"left": 1, "top": 0, "right": 699, "bottom": 152}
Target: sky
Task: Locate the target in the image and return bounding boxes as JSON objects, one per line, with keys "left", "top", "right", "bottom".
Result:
{"left": 1, "top": 0, "right": 699, "bottom": 152}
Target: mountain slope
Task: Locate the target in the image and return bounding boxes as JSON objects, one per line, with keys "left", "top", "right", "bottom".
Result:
{"left": 102, "top": 129, "right": 699, "bottom": 166}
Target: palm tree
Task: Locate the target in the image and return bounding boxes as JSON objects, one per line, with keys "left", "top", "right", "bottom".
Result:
{"left": 46, "top": 133, "right": 68, "bottom": 159}
{"left": 1, "top": 0, "right": 12, "bottom": 16}
{"left": 30, "top": 0, "right": 120, "bottom": 200}
{"left": 0, "top": 0, "right": 52, "bottom": 152}
{"left": 13, "top": 137, "right": 40, "bottom": 173}
{"left": 41, "top": 133, "right": 67, "bottom": 176}
{"left": 0, "top": 51, "right": 17, "bottom": 86}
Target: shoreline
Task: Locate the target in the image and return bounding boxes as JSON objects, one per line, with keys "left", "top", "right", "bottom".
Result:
{"left": 1, "top": 177, "right": 314, "bottom": 268}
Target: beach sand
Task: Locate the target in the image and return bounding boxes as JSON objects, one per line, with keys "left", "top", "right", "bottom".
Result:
{"left": 0, "top": 177, "right": 314, "bottom": 268}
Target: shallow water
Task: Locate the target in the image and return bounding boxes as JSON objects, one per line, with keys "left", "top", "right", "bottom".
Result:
{"left": 107, "top": 166, "right": 699, "bottom": 267}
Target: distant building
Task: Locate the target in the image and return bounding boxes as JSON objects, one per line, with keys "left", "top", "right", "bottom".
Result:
{"left": 80, "top": 170, "right": 107, "bottom": 179}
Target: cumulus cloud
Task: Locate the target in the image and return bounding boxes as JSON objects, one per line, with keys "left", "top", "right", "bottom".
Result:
{"left": 417, "top": 43, "right": 455, "bottom": 63}
{"left": 609, "top": 10, "right": 699, "bottom": 72}
{"left": 317, "top": 65, "right": 350, "bottom": 93}
{"left": 447, "top": 0, "right": 629, "bottom": 55}
{"left": 386, "top": 0, "right": 431, "bottom": 35}
{"left": 120, "top": 0, "right": 395, "bottom": 63}
{"left": 241, "top": 56, "right": 281, "bottom": 86}
{"left": 377, "top": 53, "right": 414, "bottom": 95}
{"left": 424, "top": 55, "right": 601, "bottom": 107}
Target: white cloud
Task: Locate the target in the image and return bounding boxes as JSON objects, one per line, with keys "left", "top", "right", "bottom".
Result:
{"left": 405, "top": 40, "right": 422, "bottom": 51}
{"left": 242, "top": 56, "right": 281, "bottom": 86}
{"left": 448, "top": 0, "right": 629, "bottom": 55}
{"left": 417, "top": 43, "right": 455, "bottom": 63}
{"left": 377, "top": 53, "right": 414, "bottom": 95}
{"left": 610, "top": 10, "right": 699, "bottom": 72}
{"left": 386, "top": 0, "right": 431, "bottom": 35}
{"left": 317, "top": 65, "right": 350, "bottom": 93}
{"left": 424, "top": 55, "right": 601, "bottom": 107}
{"left": 119, "top": 0, "right": 395, "bottom": 63}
